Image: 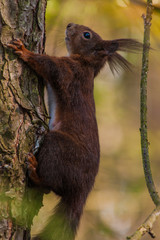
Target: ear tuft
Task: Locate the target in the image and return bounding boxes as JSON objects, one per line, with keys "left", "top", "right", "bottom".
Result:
{"left": 103, "top": 39, "right": 143, "bottom": 74}
{"left": 108, "top": 52, "right": 133, "bottom": 74}
{"left": 115, "top": 38, "right": 143, "bottom": 53}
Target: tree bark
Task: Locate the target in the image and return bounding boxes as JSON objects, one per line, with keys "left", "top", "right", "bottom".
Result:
{"left": 0, "top": 0, "right": 47, "bottom": 239}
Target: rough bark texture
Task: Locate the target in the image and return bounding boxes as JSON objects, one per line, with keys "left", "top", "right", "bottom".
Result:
{"left": 0, "top": 0, "right": 47, "bottom": 239}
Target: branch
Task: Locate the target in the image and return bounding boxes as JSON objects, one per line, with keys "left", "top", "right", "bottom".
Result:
{"left": 140, "top": 0, "right": 160, "bottom": 207}
{"left": 127, "top": 1, "right": 160, "bottom": 239}
{"left": 130, "top": 0, "right": 160, "bottom": 13}
{"left": 127, "top": 206, "right": 160, "bottom": 240}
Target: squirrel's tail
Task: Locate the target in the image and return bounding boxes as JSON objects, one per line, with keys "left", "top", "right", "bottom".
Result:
{"left": 105, "top": 38, "right": 143, "bottom": 73}
{"left": 32, "top": 196, "right": 84, "bottom": 240}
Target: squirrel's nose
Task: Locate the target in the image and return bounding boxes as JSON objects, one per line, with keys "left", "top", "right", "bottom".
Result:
{"left": 66, "top": 23, "right": 75, "bottom": 29}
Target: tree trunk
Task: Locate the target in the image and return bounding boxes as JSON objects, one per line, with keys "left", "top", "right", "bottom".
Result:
{"left": 0, "top": 0, "right": 47, "bottom": 239}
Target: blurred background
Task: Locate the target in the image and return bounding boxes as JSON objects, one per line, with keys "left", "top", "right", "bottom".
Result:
{"left": 32, "top": 0, "right": 160, "bottom": 239}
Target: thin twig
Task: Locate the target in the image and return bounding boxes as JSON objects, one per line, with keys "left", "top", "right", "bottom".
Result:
{"left": 127, "top": 206, "right": 160, "bottom": 240}
{"left": 127, "top": 1, "right": 160, "bottom": 239}
{"left": 140, "top": 0, "right": 160, "bottom": 207}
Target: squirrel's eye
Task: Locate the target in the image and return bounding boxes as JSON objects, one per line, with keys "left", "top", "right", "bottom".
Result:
{"left": 83, "top": 32, "right": 91, "bottom": 39}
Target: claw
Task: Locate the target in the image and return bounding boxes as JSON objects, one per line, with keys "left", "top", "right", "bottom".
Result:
{"left": 7, "top": 43, "right": 19, "bottom": 50}
{"left": 12, "top": 39, "right": 23, "bottom": 47}
{"left": 15, "top": 51, "right": 23, "bottom": 55}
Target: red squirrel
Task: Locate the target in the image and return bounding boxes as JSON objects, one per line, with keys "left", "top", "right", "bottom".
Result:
{"left": 7, "top": 23, "right": 142, "bottom": 240}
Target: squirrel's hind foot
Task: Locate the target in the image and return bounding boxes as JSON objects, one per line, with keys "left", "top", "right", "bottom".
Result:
{"left": 26, "top": 153, "right": 42, "bottom": 185}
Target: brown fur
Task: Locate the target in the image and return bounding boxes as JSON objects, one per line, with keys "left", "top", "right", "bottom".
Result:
{"left": 7, "top": 23, "right": 142, "bottom": 240}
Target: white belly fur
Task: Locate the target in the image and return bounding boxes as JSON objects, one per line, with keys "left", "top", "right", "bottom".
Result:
{"left": 47, "top": 83, "right": 57, "bottom": 130}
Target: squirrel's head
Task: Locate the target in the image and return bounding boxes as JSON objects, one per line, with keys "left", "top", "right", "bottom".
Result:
{"left": 65, "top": 23, "right": 142, "bottom": 73}
{"left": 65, "top": 23, "right": 107, "bottom": 58}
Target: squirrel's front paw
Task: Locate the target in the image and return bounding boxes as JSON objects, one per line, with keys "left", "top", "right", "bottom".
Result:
{"left": 6, "top": 39, "right": 26, "bottom": 56}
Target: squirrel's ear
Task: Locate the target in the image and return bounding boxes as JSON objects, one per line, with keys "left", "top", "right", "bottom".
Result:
{"left": 103, "top": 40, "right": 119, "bottom": 55}
{"left": 93, "top": 41, "right": 116, "bottom": 57}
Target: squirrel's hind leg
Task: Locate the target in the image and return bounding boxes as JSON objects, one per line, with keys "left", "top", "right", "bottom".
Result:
{"left": 27, "top": 153, "right": 42, "bottom": 185}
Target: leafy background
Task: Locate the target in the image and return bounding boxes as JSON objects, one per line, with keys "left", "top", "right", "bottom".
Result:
{"left": 31, "top": 0, "right": 160, "bottom": 239}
